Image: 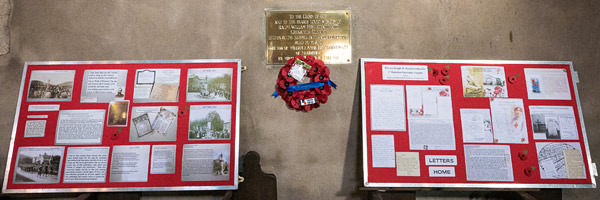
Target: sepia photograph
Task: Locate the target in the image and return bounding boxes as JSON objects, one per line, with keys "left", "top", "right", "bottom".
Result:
{"left": 107, "top": 100, "right": 129, "bottom": 127}
{"left": 189, "top": 105, "right": 232, "bottom": 140}
{"left": 13, "top": 146, "right": 65, "bottom": 184}
{"left": 187, "top": 68, "right": 232, "bottom": 102}
{"left": 27, "top": 70, "right": 76, "bottom": 102}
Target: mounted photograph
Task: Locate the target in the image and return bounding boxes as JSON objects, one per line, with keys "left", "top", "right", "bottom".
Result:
{"left": 181, "top": 143, "right": 230, "bottom": 181}
{"left": 189, "top": 105, "right": 232, "bottom": 140}
{"left": 107, "top": 100, "right": 129, "bottom": 127}
{"left": 27, "top": 70, "right": 76, "bottom": 102}
{"left": 130, "top": 106, "right": 178, "bottom": 142}
{"left": 13, "top": 146, "right": 65, "bottom": 184}
{"left": 187, "top": 68, "right": 232, "bottom": 102}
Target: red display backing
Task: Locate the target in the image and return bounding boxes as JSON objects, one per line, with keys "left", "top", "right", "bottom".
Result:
{"left": 361, "top": 59, "right": 595, "bottom": 188}
{"left": 3, "top": 60, "right": 241, "bottom": 193}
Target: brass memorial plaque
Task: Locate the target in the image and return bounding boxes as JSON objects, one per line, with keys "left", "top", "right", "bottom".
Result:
{"left": 265, "top": 10, "right": 351, "bottom": 65}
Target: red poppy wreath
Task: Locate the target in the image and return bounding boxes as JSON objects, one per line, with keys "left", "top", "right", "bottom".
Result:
{"left": 272, "top": 55, "right": 336, "bottom": 111}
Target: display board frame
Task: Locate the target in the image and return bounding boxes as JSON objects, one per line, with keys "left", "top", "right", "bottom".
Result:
{"left": 361, "top": 58, "right": 596, "bottom": 189}
{"left": 3, "top": 59, "right": 241, "bottom": 193}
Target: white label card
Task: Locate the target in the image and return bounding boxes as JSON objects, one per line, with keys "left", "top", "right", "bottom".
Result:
{"left": 429, "top": 167, "right": 455, "bottom": 177}
{"left": 382, "top": 65, "right": 428, "bottom": 81}
{"left": 425, "top": 155, "right": 457, "bottom": 166}
{"left": 28, "top": 104, "right": 60, "bottom": 111}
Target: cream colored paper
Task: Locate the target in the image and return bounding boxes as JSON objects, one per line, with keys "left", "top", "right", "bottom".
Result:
{"left": 150, "top": 83, "right": 179, "bottom": 102}
{"left": 396, "top": 152, "right": 420, "bottom": 176}
{"left": 564, "top": 149, "right": 586, "bottom": 179}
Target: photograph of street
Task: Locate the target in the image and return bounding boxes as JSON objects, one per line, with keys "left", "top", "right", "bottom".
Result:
{"left": 13, "top": 146, "right": 64, "bottom": 184}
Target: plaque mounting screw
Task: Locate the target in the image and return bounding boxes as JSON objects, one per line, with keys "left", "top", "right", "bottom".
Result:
{"left": 241, "top": 66, "right": 247, "bottom": 72}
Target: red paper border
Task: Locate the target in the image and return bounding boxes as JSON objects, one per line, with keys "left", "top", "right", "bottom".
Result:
{"left": 363, "top": 60, "right": 593, "bottom": 187}
{"left": 3, "top": 61, "right": 240, "bottom": 192}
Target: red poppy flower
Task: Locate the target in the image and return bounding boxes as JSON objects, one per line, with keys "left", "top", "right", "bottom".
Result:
{"left": 286, "top": 57, "right": 296, "bottom": 65}
{"left": 315, "top": 59, "right": 325, "bottom": 68}
{"left": 295, "top": 55, "right": 305, "bottom": 60}
{"left": 280, "top": 66, "right": 295, "bottom": 82}
{"left": 320, "top": 66, "right": 330, "bottom": 77}
{"left": 307, "top": 60, "right": 324, "bottom": 76}
{"left": 313, "top": 74, "right": 330, "bottom": 82}
{"left": 315, "top": 84, "right": 332, "bottom": 96}
{"left": 278, "top": 77, "right": 296, "bottom": 89}
{"left": 317, "top": 93, "right": 328, "bottom": 104}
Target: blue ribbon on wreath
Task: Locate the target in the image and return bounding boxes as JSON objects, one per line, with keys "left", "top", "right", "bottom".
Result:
{"left": 272, "top": 80, "right": 337, "bottom": 98}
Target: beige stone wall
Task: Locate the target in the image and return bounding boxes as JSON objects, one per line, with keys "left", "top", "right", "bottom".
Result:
{"left": 1, "top": 1, "right": 599, "bottom": 199}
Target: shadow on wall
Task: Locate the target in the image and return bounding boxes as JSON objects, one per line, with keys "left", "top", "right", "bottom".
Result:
{"left": 336, "top": 62, "right": 367, "bottom": 199}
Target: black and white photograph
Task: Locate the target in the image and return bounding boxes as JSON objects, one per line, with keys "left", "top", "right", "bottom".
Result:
{"left": 532, "top": 114, "right": 562, "bottom": 139}
{"left": 189, "top": 105, "right": 231, "bottom": 140}
{"left": 132, "top": 113, "right": 153, "bottom": 138}
{"left": 129, "top": 106, "right": 178, "bottom": 142}
{"left": 13, "top": 146, "right": 64, "bottom": 184}
{"left": 187, "top": 68, "right": 232, "bottom": 102}
{"left": 107, "top": 100, "right": 129, "bottom": 127}
{"left": 181, "top": 144, "right": 230, "bottom": 181}
{"left": 27, "top": 70, "right": 75, "bottom": 102}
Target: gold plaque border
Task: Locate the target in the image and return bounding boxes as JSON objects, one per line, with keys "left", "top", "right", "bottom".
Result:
{"left": 264, "top": 9, "right": 352, "bottom": 65}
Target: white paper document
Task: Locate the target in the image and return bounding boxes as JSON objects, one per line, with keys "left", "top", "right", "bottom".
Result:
{"left": 24, "top": 120, "right": 46, "bottom": 138}
{"left": 136, "top": 70, "right": 156, "bottom": 84}
{"left": 396, "top": 152, "right": 420, "bottom": 176}
{"left": 81, "top": 70, "right": 127, "bottom": 103}
{"left": 464, "top": 145, "right": 514, "bottom": 181}
{"left": 406, "top": 85, "right": 456, "bottom": 150}
{"left": 55, "top": 110, "right": 105, "bottom": 145}
{"left": 490, "top": 98, "right": 528, "bottom": 144}
{"left": 28, "top": 104, "right": 60, "bottom": 111}
{"left": 536, "top": 142, "right": 586, "bottom": 179}
{"left": 109, "top": 145, "right": 150, "bottom": 182}
{"left": 530, "top": 106, "right": 578, "bottom": 140}
{"left": 371, "top": 135, "right": 395, "bottom": 168}
{"left": 134, "top": 69, "right": 180, "bottom": 103}
{"left": 63, "top": 147, "right": 110, "bottom": 183}
{"left": 150, "top": 145, "right": 176, "bottom": 174}
{"left": 181, "top": 144, "right": 230, "bottom": 181}
{"left": 461, "top": 66, "right": 508, "bottom": 98}
{"left": 382, "top": 65, "right": 428, "bottom": 81}
{"left": 370, "top": 85, "right": 406, "bottom": 131}
{"left": 524, "top": 68, "right": 571, "bottom": 100}
{"left": 460, "top": 109, "right": 493, "bottom": 143}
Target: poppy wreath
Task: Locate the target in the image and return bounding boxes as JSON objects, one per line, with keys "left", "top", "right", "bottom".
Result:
{"left": 272, "top": 55, "right": 336, "bottom": 111}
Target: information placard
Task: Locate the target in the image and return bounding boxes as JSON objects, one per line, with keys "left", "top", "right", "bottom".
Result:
{"left": 3, "top": 59, "right": 241, "bottom": 193}
{"left": 361, "top": 59, "right": 596, "bottom": 188}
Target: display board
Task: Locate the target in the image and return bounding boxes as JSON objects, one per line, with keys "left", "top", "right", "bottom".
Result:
{"left": 2, "top": 59, "right": 241, "bottom": 193}
{"left": 361, "top": 59, "right": 597, "bottom": 188}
